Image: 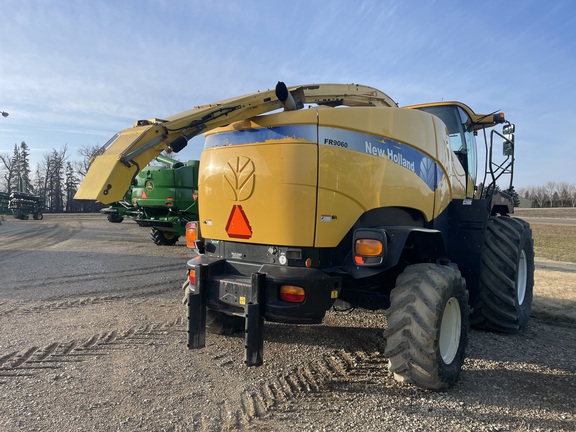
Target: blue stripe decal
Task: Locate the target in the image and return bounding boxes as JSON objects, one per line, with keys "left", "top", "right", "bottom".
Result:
{"left": 204, "top": 124, "right": 443, "bottom": 191}
{"left": 204, "top": 125, "right": 317, "bottom": 149}
{"left": 319, "top": 126, "right": 442, "bottom": 191}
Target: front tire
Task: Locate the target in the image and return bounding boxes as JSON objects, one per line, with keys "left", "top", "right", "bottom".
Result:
{"left": 471, "top": 216, "right": 534, "bottom": 332}
{"left": 384, "top": 263, "right": 469, "bottom": 390}
{"left": 150, "top": 228, "right": 179, "bottom": 246}
{"left": 107, "top": 213, "right": 123, "bottom": 223}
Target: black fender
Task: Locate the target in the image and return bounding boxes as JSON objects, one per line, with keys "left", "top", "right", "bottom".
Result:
{"left": 344, "top": 226, "right": 448, "bottom": 279}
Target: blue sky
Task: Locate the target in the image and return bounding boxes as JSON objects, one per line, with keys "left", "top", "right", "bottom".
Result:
{"left": 1, "top": 0, "right": 575, "bottom": 189}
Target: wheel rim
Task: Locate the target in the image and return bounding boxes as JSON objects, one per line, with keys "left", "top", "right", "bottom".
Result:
{"left": 439, "top": 297, "right": 461, "bottom": 365}
{"left": 517, "top": 249, "right": 527, "bottom": 305}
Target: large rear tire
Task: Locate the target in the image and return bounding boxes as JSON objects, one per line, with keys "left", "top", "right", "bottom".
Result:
{"left": 150, "top": 228, "right": 179, "bottom": 246}
{"left": 384, "top": 263, "right": 469, "bottom": 390}
{"left": 181, "top": 280, "right": 244, "bottom": 335}
{"left": 471, "top": 216, "right": 534, "bottom": 332}
{"left": 205, "top": 309, "right": 245, "bottom": 335}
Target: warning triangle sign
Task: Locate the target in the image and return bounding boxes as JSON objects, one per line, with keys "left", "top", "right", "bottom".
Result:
{"left": 141, "top": 191, "right": 147, "bottom": 199}
{"left": 225, "top": 205, "right": 252, "bottom": 239}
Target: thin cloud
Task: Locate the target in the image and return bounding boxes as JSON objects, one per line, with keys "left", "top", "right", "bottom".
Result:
{"left": 0, "top": 0, "right": 575, "bottom": 186}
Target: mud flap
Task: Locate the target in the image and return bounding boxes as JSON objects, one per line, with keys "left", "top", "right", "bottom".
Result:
{"left": 245, "top": 272, "right": 265, "bottom": 366}
{"left": 187, "top": 265, "right": 207, "bottom": 349}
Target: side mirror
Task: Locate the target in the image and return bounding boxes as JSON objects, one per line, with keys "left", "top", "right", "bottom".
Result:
{"left": 503, "top": 123, "right": 515, "bottom": 156}
{"left": 503, "top": 124, "right": 515, "bottom": 135}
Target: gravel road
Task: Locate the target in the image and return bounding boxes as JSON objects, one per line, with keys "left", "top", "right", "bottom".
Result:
{"left": 0, "top": 214, "right": 574, "bottom": 431}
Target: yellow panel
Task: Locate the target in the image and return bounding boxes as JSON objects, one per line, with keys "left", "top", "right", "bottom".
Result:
{"left": 74, "top": 154, "right": 138, "bottom": 203}
{"left": 318, "top": 107, "right": 439, "bottom": 159}
{"left": 314, "top": 107, "right": 440, "bottom": 246}
{"left": 74, "top": 125, "right": 168, "bottom": 203}
{"left": 199, "top": 141, "right": 318, "bottom": 246}
{"left": 316, "top": 149, "right": 435, "bottom": 247}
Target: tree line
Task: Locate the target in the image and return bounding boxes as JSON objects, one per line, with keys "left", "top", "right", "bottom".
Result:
{"left": 0, "top": 141, "right": 103, "bottom": 213}
{"left": 518, "top": 182, "right": 576, "bottom": 208}
{"left": 1, "top": 141, "right": 574, "bottom": 211}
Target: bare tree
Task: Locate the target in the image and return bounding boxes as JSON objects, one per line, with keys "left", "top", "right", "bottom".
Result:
{"left": 75, "top": 144, "right": 104, "bottom": 178}
{"left": 38, "top": 145, "right": 68, "bottom": 212}
{"left": 0, "top": 152, "right": 15, "bottom": 193}
{"left": 532, "top": 186, "right": 546, "bottom": 208}
{"left": 557, "top": 182, "right": 570, "bottom": 207}
{"left": 543, "top": 181, "right": 557, "bottom": 207}
{"left": 568, "top": 184, "right": 576, "bottom": 207}
{"left": 65, "top": 161, "right": 81, "bottom": 212}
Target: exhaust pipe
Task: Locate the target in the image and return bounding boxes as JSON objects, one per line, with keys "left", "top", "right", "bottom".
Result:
{"left": 275, "top": 82, "right": 302, "bottom": 111}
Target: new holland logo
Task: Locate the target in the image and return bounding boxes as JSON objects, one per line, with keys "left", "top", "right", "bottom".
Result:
{"left": 224, "top": 156, "right": 255, "bottom": 239}
{"left": 223, "top": 156, "right": 255, "bottom": 202}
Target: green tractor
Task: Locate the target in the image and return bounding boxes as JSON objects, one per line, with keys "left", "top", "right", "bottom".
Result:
{"left": 130, "top": 155, "right": 199, "bottom": 246}
{"left": 9, "top": 192, "right": 44, "bottom": 220}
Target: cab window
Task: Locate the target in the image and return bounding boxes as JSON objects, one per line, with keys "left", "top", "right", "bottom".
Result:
{"left": 414, "top": 105, "right": 478, "bottom": 184}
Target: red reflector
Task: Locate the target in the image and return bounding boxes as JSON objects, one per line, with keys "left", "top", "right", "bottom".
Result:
{"left": 189, "top": 269, "right": 195, "bottom": 285}
{"left": 166, "top": 197, "right": 173, "bottom": 201}
{"left": 281, "top": 293, "right": 304, "bottom": 302}
{"left": 225, "top": 205, "right": 252, "bottom": 239}
{"left": 141, "top": 191, "right": 147, "bottom": 199}
{"left": 280, "top": 285, "right": 305, "bottom": 303}
{"left": 354, "top": 256, "right": 364, "bottom": 265}
{"left": 193, "top": 193, "right": 198, "bottom": 200}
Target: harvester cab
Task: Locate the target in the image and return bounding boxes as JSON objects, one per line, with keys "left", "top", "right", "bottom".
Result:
{"left": 406, "top": 101, "right": 517, "bottom": 204}
{"left": 75, "top": 82, "right": 533, "bottom": 391}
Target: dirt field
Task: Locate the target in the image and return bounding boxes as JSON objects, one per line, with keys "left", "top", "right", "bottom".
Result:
{"left": 0, "top": 211, "right": 574, "bottom": 431}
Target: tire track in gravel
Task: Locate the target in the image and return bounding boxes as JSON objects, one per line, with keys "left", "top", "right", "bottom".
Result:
{"left": 4, "top": 261, "right": 183, "bottom": 288}
{"left": 0, "top": 317, "right": 186, "bottom": 380}
{"left": 0, "top": 280, "right": 183, "bottom": 317}
{"left": 199, "top": 327, "right": 387, "bottom": 431}
{"left": 0, "top": 311, "right": 388, "bottom": 432}
{"left": 0, "top": 223, "right": 81, "bottom": 261}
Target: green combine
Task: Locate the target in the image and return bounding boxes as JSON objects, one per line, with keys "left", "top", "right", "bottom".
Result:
{"left": 100, "top": 155, "right": 200, "bottom": 245}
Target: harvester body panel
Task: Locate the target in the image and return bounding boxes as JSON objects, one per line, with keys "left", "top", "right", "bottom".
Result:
{"left": 199, "top": 106, "right": 465, "bottom": 248}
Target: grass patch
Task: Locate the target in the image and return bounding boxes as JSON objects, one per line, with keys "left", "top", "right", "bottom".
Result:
{"left": 531, "top": 223, "right": 576, "bottom": 262}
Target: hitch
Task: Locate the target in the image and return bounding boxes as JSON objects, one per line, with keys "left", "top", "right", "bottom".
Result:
{"left": 245, "top": 272, "right": 265, "bottom": 366}
{"left": 187, "top": 266, "right": 266, "bottom": 367}
{"left": 187, "top": 265, "right": 207, "bottom": 349}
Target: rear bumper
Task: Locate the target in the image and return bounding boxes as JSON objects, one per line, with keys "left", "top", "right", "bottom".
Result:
{"left": 187, "top": 256, "right": 341, "bottom": 324}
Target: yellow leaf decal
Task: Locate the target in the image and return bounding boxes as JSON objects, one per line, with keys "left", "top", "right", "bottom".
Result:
{"left": 223, "top": 156, "right": 255, "bottom": 201}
